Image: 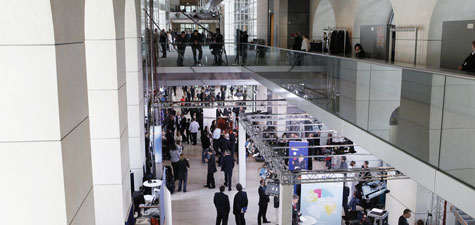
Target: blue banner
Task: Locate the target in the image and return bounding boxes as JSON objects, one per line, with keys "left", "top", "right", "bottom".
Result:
{"left": 289, "top": 141, "right": 309, "bottom": 171}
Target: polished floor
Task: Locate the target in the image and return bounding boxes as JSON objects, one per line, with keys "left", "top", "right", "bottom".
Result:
{"left": 163, "top": 140, "right": 278, "bottom": 225}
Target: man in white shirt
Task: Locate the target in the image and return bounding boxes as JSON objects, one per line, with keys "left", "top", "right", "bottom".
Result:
{"left": 212, "top": 127, "right": 222, "bottom": 144}
{"left": 189, "top": 118, "right": 200, "bottom": 145}
{"left": 212, "top": 127, "right": 222, "bottom": 163}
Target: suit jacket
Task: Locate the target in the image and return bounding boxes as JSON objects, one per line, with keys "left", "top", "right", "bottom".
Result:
{"left": 292, "top": 203, "right": 300, "bottom": 225}
{"left": 258, "top": 186, "right": 270, "bottom": 206}
{"left": 218, "top": 136, "right": 230, "bottom": 154}
{"left": 229, "top": 133, "right": 237, "bottom": 153}
{"left": 208, "top": 154, "right": 217, "bottom": 173}
{"left": 233, "top": 191, "right": 248, "bottom": 215}
{"left": 461, "top": 52, "right": 475, "bottom": 72}
{"left": 201, "top": 132, "right": 211, "bottom": 149}
{"left": 221, "top": 155, "right": 234, "bottom": 173}
{"left": 214, "top": 192, "right": 230, "bottom": 214}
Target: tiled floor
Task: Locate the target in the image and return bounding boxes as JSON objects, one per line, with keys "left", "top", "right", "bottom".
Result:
{"left": 165, "top": 141, "right": 278, "bottom": 225}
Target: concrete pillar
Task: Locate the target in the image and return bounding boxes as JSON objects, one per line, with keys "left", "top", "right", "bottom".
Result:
{"left": 278, "top": 184, "right": 293, "bottom": 225}
{"left": 239, "top": 120, "right": 247, "bottom": 188}
{"left": 0, "top": 1, "right": 95, "bottom": 225}
{"left": 85, "top": 0, "right": 132, "bottom": 224}
{"left": 125, "top": 0, "right": 146, "bottom": 191}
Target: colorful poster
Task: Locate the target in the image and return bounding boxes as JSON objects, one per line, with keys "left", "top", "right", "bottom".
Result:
{"left": 300, "top": 182, "right": 343, "bottom": 225}
{"left": 289, "top": 141, "right": 309, "bottom": 171}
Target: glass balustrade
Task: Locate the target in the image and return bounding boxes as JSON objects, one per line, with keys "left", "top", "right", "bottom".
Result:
{"left": 158, "top": 42, "right": 475, "bottom": 189}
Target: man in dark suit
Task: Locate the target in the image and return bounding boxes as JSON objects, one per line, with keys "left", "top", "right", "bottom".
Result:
{"left": 229, "top": 130, "right": 237, "bottom": 157}
{"left": 214, "top": 186, "right": 230, "bottom": 225}
{"left": 233, "top": 183, "right": 248, "bottom": 225}
{"left": 205, "top": 149, "right": 217, "bottom": 188}
{"left": 221, "top": 150, "right": 234, "bottom": 191}
{"left": 292, "top": 195, "right": 301, "bottom": 225}
{"left": 398, "top": 209, "right": 411, "bottom": 225}
{"left": 218, "top": 133, "right": 230, "bottom": 157}
{"left": 257, "top": 179, "right": 271, "bottom": 225}
{"left": 458, "top": 40, "right": 475, "bottom": 72}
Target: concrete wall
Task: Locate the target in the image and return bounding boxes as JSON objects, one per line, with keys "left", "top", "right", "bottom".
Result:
{"left": 307, "top": 0, "right": 475, "bottom": 66}
{"left": 310, "top": 0, "right": 335, "bottom": 40}
{"left": 0, "top": 1, "right": 95, "bottom": 225}
{"left": 256, "top": 0, "right": 269, "bottom": 42}
{"left": 427, "top": 0, "right": 475, "bottom": 67}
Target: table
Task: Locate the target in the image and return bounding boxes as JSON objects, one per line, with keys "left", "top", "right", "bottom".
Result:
{"left": 143, "top": 179, "right": 162, "bottom": 188}
{"left": 144, "top": 195, "right": 154, "bottom": 203}
{"left": 300, "top": 215, "right": 317, "bottom": 225}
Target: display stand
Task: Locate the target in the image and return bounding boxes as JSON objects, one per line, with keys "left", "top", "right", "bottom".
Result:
{"left": 388, "top": 26, "right": 418, "bottom": 64}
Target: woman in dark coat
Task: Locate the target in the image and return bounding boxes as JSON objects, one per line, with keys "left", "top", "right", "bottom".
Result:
{"left": 176, "top": 155, "right": 190, "bottom": 192}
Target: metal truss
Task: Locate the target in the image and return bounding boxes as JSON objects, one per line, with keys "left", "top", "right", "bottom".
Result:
{"left": 245, "top": 113, "right": 314, "bottom": 121}
{"left": 240, "top": 112, "right": 408, "bottom": 185}
{"left": 157, "top": 99, "right": 288, "bottom": 109}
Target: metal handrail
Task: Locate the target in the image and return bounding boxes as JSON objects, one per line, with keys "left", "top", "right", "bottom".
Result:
{"left": 242, "top": 43, "right": 475, "bottom": 81}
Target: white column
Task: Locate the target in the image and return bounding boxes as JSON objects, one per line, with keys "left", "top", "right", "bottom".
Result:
{"left": 85, "top": 0, "right": 132, "bottom": 224}
{"left": 239, "top": 120, "right": 247, "bottom": 188}
{"left": 125, "top": 0, "right": 146, "bottom": 191}
{"left": 0, "top": 2, "right": 95, "bottom": 225}
{"left": 278, "top": 184, "right": 293, "bottom": 225}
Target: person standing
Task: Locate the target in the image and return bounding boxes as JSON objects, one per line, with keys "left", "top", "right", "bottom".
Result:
{"left": 189, "top": 118, "right": 200, "bottom": 145}
{"left": 205, "top": 149, "right": 217, "bottom": 189}
{"left": 221, "top": 150, "right": 234, "bottom": 191}
{"left": 258, "top": 179, "right": 271, "bottom": 225}
{"left": 301, "top": 34, "right": 310, "bottom": 52}
{"left": 458, "top": 40, "right": 475, "bottom": 72}
{"left": 212, "top": 127, "right": 222, "bottom": 161}
{"left": 201, "top": 126, "right": 212, "bottom": 163}
{"left": 176, "top": 154, "right": 190, "bottom": 192}
{"left": 292, "top": 32, "right": 302, "bottom": 50}
{"left": 292, "top": 195, "right": 301, "bottom": 225}
{"left": 169, "top": 141, "right": 182, "bottom": 180}
{"left": 190, "top": 30, "right": 203, "bottom": 65}
{"left": 340, "top": 156, "right": 348, "bottom": 169}
{"left": 212, "top": 28, "right": 224, "bottom": 65}
{"left": 233, "top": 183, "right": 248, "bottom": 225}
{"left": 176, "top": 31, "right": 188, "bottom": 66}
{"left": 218, "top": 133, "right": 230, "bottom": 159}
{"left": 214, "top": 186, "right": 230, "bottom": 225}
{"left": 398, "top": 209, "right": 411, "bottom": 225}
{"left": 159, "top": 29, "right": 167, "bottom": 58}
{"left": 229, "top": 130, "right": 237, "bottom": 157}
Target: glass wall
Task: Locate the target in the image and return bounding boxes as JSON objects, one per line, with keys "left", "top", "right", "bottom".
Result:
{"left": 223, "top": 0, "right": 257, "bottom": 43}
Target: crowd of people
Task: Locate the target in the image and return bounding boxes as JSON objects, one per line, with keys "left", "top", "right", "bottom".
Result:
{"left": 145, "top": 27, "right": 225, "bottom": 66}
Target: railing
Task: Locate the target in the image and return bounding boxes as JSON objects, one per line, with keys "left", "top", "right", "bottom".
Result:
{"left": 158, "top": 42, "right": 475, "bottom": 190}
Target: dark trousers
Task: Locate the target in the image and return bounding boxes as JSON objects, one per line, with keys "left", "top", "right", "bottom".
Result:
{"left": 207, "top": 172, "right": 215, "bottom": 188}
{"left": 171, "top": 162, "right": 179, "bottom": 180}
{"left": 257, "top": 204, "right": 268, "bottom": 225}
{"left": 177, "top": 49, "right": 185, "bottom": 66}
{"left": 161, "top": 43, "right": 167, "bottom": 57}
{"left": 181, "top": 129, "right": 188, "bottom": 143}
{"left": 216, "top": 212, "right": 228, "bottom": 225}
{"left": 213, "top": 49, "right": 223, "bottom": 65}
{"left": 192, "top": 45, "right": 203, "bottom": 63}
{"left": 235, "top": 213, "right": 245, "bottom": 225}
{"left": 224, "top": 172, "right": 232, "bottom": 190}
{"left": 191, "top": 132, "right": 197, "bottom": 145}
